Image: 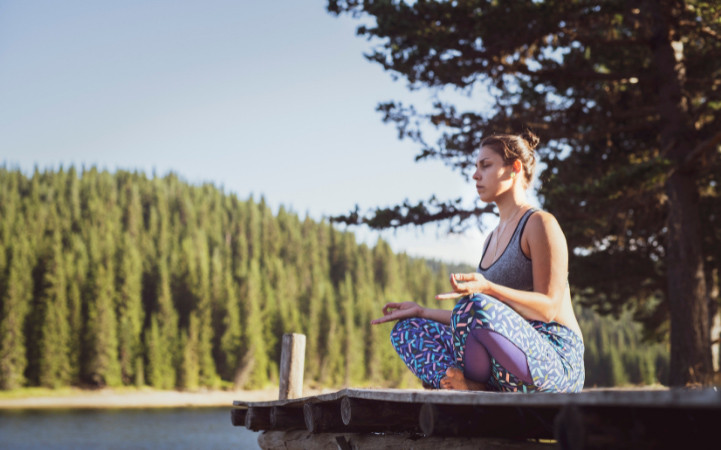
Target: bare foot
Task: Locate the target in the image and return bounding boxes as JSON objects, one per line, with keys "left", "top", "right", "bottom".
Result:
{"left": 439, "top": 367, "right": 487, "bottom": 391}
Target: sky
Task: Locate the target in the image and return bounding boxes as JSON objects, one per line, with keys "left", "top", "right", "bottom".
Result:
{"left": 0, "top": 0, "right": 522, "bottom": 266}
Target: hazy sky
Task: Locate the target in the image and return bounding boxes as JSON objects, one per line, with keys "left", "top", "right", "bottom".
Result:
{"left": 0, "top": 0, "right": 521, "bottom": 265}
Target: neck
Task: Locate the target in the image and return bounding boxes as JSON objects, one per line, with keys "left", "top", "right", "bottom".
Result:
{"left": 495, "top": 188, "right": 529, "bottom": 222}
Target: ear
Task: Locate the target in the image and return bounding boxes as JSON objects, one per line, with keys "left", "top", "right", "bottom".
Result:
{"left": 512, "top": 159, "right": 522, "bottom": 174}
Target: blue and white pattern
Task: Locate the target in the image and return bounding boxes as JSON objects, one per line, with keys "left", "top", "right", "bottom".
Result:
{"left": 390, "top": 294, "right": 584, "bottom": 392}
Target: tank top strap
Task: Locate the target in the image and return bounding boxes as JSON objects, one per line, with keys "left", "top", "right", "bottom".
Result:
{"left": 510, "top": 208, "right": 537, "bottom": 245}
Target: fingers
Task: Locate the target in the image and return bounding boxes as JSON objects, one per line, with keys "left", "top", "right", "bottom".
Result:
{"left": 372, "top": 308, "right": 402, "bottom": 325}
{"left": 371, "top": 315, "right": 392, "bottom": 325}
{"left": 382, "top": 302, "right": 402, "bottom": 315}
{"left": 449, "top": 274, "right": 460, "bottom": 291}
{"left": 435, "top": 291, "right": 463, "bottom": 301}
{"left": 451, "top": 273, "right": 477, "bottom": 282}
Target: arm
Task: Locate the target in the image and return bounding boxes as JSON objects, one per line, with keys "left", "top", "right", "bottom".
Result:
{"left": 490, "top": 211, "right": 567, "bottom": 322}
{"left": 371, "top": 302, "right": 452, "bottom": 325}
{"left": 436, "top": 212, "right": 568, "bottom": 323}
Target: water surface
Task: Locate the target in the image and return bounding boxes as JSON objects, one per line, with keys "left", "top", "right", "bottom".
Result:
{"left": 0, "top": 407, "right": 260, "bottom": 449}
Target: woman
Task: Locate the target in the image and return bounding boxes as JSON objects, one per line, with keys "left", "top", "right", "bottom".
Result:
{"left": 372, "top": 131, "right": 584, "bottom": 393}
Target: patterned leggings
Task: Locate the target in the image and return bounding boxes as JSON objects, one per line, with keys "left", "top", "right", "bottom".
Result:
{"left": 390, "top": 294, "right": 584, "bottom": 392}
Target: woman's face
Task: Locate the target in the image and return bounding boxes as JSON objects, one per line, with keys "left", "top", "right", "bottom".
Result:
{"left": 472, "top": 146, "right": 514, "bottom": 202}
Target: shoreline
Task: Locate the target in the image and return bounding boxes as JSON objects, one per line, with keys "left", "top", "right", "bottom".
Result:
{"left": 0, "top": 387, "right": 335, "bottom": 410}
{"left": 0, "top": 385, "right": 671, "bottom": 410}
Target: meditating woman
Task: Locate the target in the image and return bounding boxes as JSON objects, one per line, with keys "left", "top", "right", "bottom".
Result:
{"left": 372, "top": 131, "right": 584, "bottom": 393}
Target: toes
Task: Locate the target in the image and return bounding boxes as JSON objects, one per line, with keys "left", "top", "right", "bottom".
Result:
{"left": 445, "top": 367, "right": 462, "bottom": 378}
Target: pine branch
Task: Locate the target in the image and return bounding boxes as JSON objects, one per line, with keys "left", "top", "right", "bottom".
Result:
{"left": 682, "top": 130, "right": 721, "bottom": 171}
{"left": 330, "top": 197, "right": 496, "bottom": 231}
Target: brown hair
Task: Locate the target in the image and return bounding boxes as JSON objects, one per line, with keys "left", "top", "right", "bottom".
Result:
{"left": 479, "top": 130, "right": 539, "bottom": 185}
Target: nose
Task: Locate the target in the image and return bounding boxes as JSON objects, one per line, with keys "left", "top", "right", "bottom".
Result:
{"left": 472, "top": 167, "right": 480, "bottom": 180}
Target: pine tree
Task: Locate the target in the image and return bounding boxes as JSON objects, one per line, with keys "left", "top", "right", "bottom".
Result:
{"left": 236, "top": 260, "right": 268, "bottom": 389}
{"left": 189, "top": 231, "right": 219, "bottom": 388}
{"left": 65, "top": 234, "right": 87, "bottom": 382}
{"left": 37, "top": 230, "right": 72, "bottom": 388}
{"left": 219, "top": 259, "right": 242, "bottom": 382}
{"left": 319, "top": 280, "right": 343, "bottom": 386}
{"left": 0, "top": 235, "right": 32, "bottom": 389}
{"left": 150, "top": 258, "right": 179, "bottom": 389}
{"left": 84, "top": 229, "right": 121, "bottom": 387}
{"left": 340, "top": 273, "right": 362, "bottom": 386}
{"left": 145, "top": 314, "right": 163, "bottom": 389}
{"left": 116, "top": 232, "right": 144, "bottom": 385}
{"left": 179, "top": 312, "right": 200, "bottom": 390}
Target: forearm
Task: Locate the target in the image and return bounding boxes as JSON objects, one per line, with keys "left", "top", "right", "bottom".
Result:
{"left": 484, "top": 282, "right": 561, "bottom": 323}
{"left": 421, "top": 307, "right": 453, "bottom": 325}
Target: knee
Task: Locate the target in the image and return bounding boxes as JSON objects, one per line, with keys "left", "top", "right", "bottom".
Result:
{"left": 452, "top": 294, "right": 503, "bottom": 326}
{"left": 451, "top": 294, "right": 473, "bottom": 315}
{"left": 452, "top": 293, "right": 498, "bottom": 314}
{"left": 390, "top": 318, "right": 414, "bottom": 341}
{"left": 389, "top": 318, "right": 417, "bottom": 352}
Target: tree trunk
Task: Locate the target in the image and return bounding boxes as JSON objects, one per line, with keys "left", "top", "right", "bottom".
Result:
{"left": 666, "top": 173, "right": 711, "bottom": 385}
{"left": 650, "top": 1, "right": 712, "bottom": 385}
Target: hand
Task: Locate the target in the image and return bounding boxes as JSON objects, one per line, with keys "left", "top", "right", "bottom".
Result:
{"left": 435, "top": 272, "right": 490, "bottom": 301}
{"left": 371, "top": 301, "right": 424, "bottom": 325}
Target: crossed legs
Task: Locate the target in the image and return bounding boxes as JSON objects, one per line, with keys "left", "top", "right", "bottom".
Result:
{"left": 391, "top": 294, "right": 536, "bottom": 391}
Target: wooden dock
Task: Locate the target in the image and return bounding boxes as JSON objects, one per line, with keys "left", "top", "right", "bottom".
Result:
{"left": 232, "top": 387, "right": 721, "bottom": 449}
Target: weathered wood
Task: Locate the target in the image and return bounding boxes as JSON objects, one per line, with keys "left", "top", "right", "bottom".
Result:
{"left": 270, "top": 406, "right": 305, "bottom": 430}
{"left": 230, "top": 408, "right": 247, "bottom": 427}
{"left": 236, "top": 387, "right": 721, "bottom": 409}
{"left": 278, "top": 333, "right": 305, "bottom": 400}
{"left": 553, "top": 404, "right": 585, "bottom": 450}
{"left": 419, "top": 402, "right": 556, "bottom": 439}
{"left": 420, "top": 402, "right": 479, "bottom": 437}
{"left": 340, "top": 396, "right": 421, "bottom": 432}
{"left": 303, "top": 401, "right": 344, "bottom": 433}
{"left": 234, "top": 388, "right": 721, "bottom": 445}
{"left": 553, "top": 403, "right": 721, "bottom": 450}
{"left": 245, "top": 406, "right": 272, "bottom": 431}
{"left": 258, "top": 430, "right": 556, "bottom": 450}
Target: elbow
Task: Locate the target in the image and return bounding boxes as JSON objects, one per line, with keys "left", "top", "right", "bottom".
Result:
{"left": 541, "top": 299, "right": 562, "bottom": 323}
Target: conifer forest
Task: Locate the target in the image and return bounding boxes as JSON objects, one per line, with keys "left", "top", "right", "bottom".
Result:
{"left": 0, "top": 167, "right": 668, "bottom": 390}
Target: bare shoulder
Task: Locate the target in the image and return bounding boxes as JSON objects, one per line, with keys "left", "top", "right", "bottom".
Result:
{"left": 527, "top": 210, "right": 560, "bottom": 230}
{"left": 524, "top": 210, "right": 566, "bottom": 243}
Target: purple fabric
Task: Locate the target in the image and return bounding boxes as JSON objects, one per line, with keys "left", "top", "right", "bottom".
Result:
{"left": 463, "top": 328, "right": 534, "bottom": 385}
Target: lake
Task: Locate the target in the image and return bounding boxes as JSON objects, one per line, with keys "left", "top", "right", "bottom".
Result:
{"left": 0, "top": 407, "right": 261, "bottom": 449}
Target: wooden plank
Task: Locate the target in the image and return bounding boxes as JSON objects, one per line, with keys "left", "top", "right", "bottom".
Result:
{"left": 303, "top": 401, "right": 344, "bottom": 433}
{"left": 233, "top": 387, "right": 721, "bottom": 444}
{"left": 554, "top": 403, "right": 721, "bottom": 449}
{"left": 245, "top": 406, "right": 272, "bottom": 431}
{"left": 340, "top": 396, "right": 422, "bottom": 433}
{"left": 230, "top": 408, "right": 247, "bottom": 427}
{"left": 278, "top": 333, "right": 305, "bottom": 400}
{"left": 270, "top": 406, "right": 305, "bottom": 430}
{"left": 419, "top": 402, "right": 478, "bottom": 437}
{"left": 234, "top": 387, "right": 721, "bottom": 410}
{"left": 258, "top": 430, "right": 556, "bottom": 450}
{"left": 419, "top": 403, "right": 556, "bottom": 439}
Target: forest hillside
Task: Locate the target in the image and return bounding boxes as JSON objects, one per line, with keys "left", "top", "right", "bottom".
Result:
{"left": 0, "top": 167, "right": 667, "bottom": 390}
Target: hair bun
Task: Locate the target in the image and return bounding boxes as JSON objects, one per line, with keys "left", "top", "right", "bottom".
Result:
{"left": 521, "top": 130, "right": 539, "bottom": 151}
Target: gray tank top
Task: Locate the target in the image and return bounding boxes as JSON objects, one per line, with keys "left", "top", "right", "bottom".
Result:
{"left": 477, "top": 209, "right": 536, "bottom": 291}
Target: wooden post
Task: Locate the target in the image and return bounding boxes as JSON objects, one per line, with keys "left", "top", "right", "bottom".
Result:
{"left": 279, "top": 333, "right": 306, "bottom": 400}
